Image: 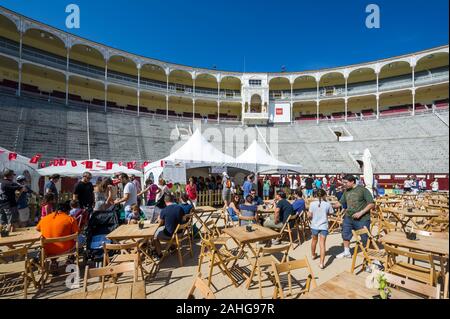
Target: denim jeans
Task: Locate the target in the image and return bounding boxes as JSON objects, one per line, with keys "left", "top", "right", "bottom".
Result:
{"left": 342, "top": 215, "right": 371, "bottom": 246}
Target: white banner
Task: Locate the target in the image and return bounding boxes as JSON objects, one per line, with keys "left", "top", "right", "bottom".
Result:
{"left": 269, "top": 102, "right": 291, "bottom": 123}
{"left": 162, "top": 161, "right": 186, "bottom": 184}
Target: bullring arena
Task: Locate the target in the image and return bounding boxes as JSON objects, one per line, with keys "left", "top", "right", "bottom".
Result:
{"left": 0, "top": 4, "right": 448, "bottom": 301}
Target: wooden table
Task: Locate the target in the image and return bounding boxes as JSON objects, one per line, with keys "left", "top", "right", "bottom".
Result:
{"left": 60, "top": 282, "right": 146, "bottom": 299}
{"left": 301, "top": 271, "right": 420, "bottom": 299}
{"left": 195, "top": 206, "right": 218, "bottom": 214}
{"left": 0, "top": 228, "right": 41, "bottom": 249}
{"left": 380, "top": 231, "right": 449, "bottom": 257}
{"left": 107, "top": 224, "right": 159, "bottom": 278}
{"left": 194, "top": 206, "right": 221, "bottom": 232}
{"left": 222, "top": 225, "right": 280, "bottom": 267}
{"left": 385, "top": 208, "right": 441, "bottom": 231}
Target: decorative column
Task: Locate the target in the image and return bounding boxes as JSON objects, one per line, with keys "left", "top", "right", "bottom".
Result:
{"left": 316, "top": 78, "right": 320, "bottom": 124}
{"left": 18, "top": 30, "right": 23, "bottom": 97}
{"left": 344, "top": 74, "right": 348, "bottom": 122}
{"left": 192, "top": 75, "right": 196, "bottom": 122}
{"left": 137, "top": 64, "right": 141, "bottom": 117}
{"left": 65, "top": 46, "right": 70, "bottom": 105}
{"left": 412, "top": 63, "right": 416, "bottom": 116}
{"left": 217, "top": 76, "right": 220, "bottom": 123}
{"left": 166, "top": 70, "right": 170, "bottom": 120}
{"left": 290, "top": 79, "right": 294, "bottom": 124}
{"left": 376, "top": 70, "right": 380, "bottom": 119}
{"left": 104, "top": 57, "right": 108, "bottom": 113}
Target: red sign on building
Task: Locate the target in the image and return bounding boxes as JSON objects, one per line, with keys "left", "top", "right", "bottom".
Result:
{"left": 276, "top": 108, "right": 283, "bottom": 115}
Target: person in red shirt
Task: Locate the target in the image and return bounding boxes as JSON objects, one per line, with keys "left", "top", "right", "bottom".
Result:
{"left": 185, "top": 177, "right": 197, "bottom": 207}
{"left": 36, "top": 201, "right": 79, "bottom": 269}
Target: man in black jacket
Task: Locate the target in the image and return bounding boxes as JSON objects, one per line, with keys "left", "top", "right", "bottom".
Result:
{"left": 0, "top": 169, "right": 26, "bottom": 232}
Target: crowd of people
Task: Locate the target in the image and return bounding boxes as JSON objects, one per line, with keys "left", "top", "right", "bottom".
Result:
{"left": 0, "top": 167, "right": 444, "bottom": 268}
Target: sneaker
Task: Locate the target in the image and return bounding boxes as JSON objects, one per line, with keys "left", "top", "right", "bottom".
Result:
{"left": 365, "top": 266, "right": 372, "bottom": 273}
{"left": 271, "top": 239, "right": 281, "bottom": 245}
{"left": 336, "top": 251, "right": 352, "bottom": 259}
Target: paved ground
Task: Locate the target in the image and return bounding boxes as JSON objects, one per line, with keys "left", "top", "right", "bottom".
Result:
{"left": 1, "top": 226, "right": 373, "bottom": 299}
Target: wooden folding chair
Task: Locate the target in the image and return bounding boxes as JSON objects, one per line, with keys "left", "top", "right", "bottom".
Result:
{"left": 83, "top": 260, "right": 145, "bottom": 298}
{"left": 296, "top": 211, "right": 310, "bottom": 241}
{"left": 199, "top": 237, "right": 240, "bottom": 288}
{"left": 40, "top": 233, "right": 80, "bottom": 288}
{"left": 384, "top": 244, "right": 438, "bottom": 286}
{"left": 159, "top": 223, "right": 193, "bottom": 266}
{"left": 187, "top": 274, "right": 216, "bottom": 299}
{"left": 383, "top": 272, "right": 441, "bottom": 299}
{"left": 444, "top": 272, "right": 449, "bottom": 299}
{"left": 0, "top": 247, "right": 35, "bottom": 299}
{"left": 271, "top": 258, "right": 317, "bottom": 299}
{"left": 103, "top": 242, "right": 144, "bottom": 280}
{"left": 246, "top": 244, "right": 291, "bottom": 299}
{"left": 350, "top": 226, "right": 387, "bottom": 274}
{"left": 197, "top": 221, "right": 231, "bottom": 273}
{"left": 279, "top": 214, "right": 301, "bottom": 246}
{"left": 328, "top": 209, "right": 344, "bottom": 234}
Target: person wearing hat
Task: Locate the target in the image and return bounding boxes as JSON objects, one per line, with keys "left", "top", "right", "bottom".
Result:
{"left": 222, "top": 172, "right": 232, "bottom": 208}
{"left": 0, "top": 169, "right": 26, "bottom": 232}
{"left": 16, "top": 175, "right": 39, "bottom": 227}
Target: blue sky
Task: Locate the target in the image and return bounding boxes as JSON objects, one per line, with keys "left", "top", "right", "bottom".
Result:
{"left": 0, "top": 0, "right": 448, "bottom": 72}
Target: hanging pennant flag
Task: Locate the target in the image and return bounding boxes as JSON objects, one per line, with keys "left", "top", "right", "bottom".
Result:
{"left": 40, "top": 162, "right": 46, "bottom": 168}
{"left": 118, "top": 161, "right": 123, "bottom": 167}
{"left": 127, "top": 161, "right": 137, "bottom": 169}
{"left": 141, "top": 161, "right": 149, "bottom": 169}
{"left": 106, "top": 161, "right": 113, "bottom": 170}
{"left": 71, "top": 160, "right": 78, "bottom": 167}
{"left": 29, "top": 154, "right": 42, "bottom": 164}
{"left": 83, "top": 161, "right": 93, "bottom": 169}
{"left": 59, "top": 158, "right": 67, "bottom": 166}
{"left": 160, "top": 160, "right": 165, "bottom": 167}
{"left": 8, "top": 152, "right": 17, "bottom": 161}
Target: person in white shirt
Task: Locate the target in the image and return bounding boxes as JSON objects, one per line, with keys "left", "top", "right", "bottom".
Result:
{"left": 419, "top": 178, "right": 427, "bottom": 192}
{"left": 431, "top": 179, "right": 439, "bottom": 192}
{"left": 403, "top": 176, "right": 413, "bottom": 193}
{"left": 114, "top": 173, "right": 137, "bottom": 217}
{"left": 290, "top": 175, "right": 299, "bottom": 195}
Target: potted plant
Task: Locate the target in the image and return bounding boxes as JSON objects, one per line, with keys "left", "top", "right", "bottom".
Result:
{"left": 365, "top": 267, "right": 392, "bottom": 299}
{"left": 138, "top": 219, "right": 145, "bottom": 229}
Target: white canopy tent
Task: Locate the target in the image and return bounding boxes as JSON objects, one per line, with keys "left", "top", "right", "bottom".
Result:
{"left": 232, "top": 140, "right": 302, "bottom": 174}
{"left": 38, "top": 159, "right": 143, "bottom": 178}
{"left": 144, "top": 129, "right": 240, "bottom": 182}
{"left": 0, "top": 147, "right": 40, "bottom": 192}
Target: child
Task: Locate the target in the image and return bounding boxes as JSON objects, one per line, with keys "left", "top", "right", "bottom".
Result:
{"left": 69, "top": 200, "right": 82, "bottom": 217}
{"left": 40, "top": 193, "right": 55, "bottom": 219}
{"left": 308, "top": 189, "right": 334, "bottom": 270}
{"left": 126, "top": 204, "right": 140, "bottom": 224}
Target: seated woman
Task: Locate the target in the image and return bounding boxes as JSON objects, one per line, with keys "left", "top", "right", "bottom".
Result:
{"left": 239, "top": 195, "right": 258, "bottom": 225}
{"left": 227, "top": 194, "right": 241, "bottom": 223}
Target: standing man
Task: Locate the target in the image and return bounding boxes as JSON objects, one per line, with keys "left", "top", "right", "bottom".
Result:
{"left": 305, "top": 175, "right": 314, "bottom": 198}
{"left": 333, "top": 175, "right": 375, "bottom": 259}
{"left": 0, "top": 169, "right": 26, "bottom": 232}
{"left": 16, "top": 175, "right": 39, "bottom": 227}
{"left": 418, "top": 178, "right": 427, "bottom": 193}
{"left": 114, "top": 173, "right": 137, "bottom": 219}
{"left": 130, "top": 174, "right": 142, "bottom": 206}
{"left": 222, "top": 172, "right": 232, "bottom": 208}
{"left": 243, "top": 175, "right": 254, "bottom": 199}
{"left": 290, "top": 175, "right": 299, "bottom": 195}
{"left": 73, "top": 172, "right": 94, "bottom": 210}
{"left": 45, "top": 174, "right": 60, "bottom": 201}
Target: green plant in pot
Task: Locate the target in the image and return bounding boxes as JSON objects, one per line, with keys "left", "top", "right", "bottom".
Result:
{"left": 375, "top": 273, "right": 391, "bottom": 299}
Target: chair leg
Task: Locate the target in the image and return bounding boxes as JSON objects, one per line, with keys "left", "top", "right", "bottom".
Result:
{"left": 350, "top": 248, "right": 358, "bottom": 274}
{"left": 207, "top": 253, "right": 216, "bottom": 287}
{"left": 258, "top": 263, "right": 263, "bottom": 299}
{"left": 246, "top": 259, "right": 257, "bottom": 289}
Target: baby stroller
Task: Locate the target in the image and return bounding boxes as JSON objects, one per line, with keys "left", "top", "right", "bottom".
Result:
{"left": 85, "top": 209, "right": 119, "bottom": 265}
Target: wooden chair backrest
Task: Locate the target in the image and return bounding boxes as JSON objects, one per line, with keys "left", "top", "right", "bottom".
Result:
{"left": 83, "top": 261, "right": 138, "bottom": 292}
{"left": 271, "top": 258, "right": 316, "bottom": 299}
{"left": 383, "top": 272, "right": 440, "bottom": 299}
{"left": 187, "top": 275, "right": 216, "bottom": 299}
{"left": 41, "top": 232, "right": 78, "bottom": 244}
{"left": 384, "top": 244, "right": 434, "bottom": 265}
{"left": 352, "top": 226, "right": 379, "bottom": 250}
